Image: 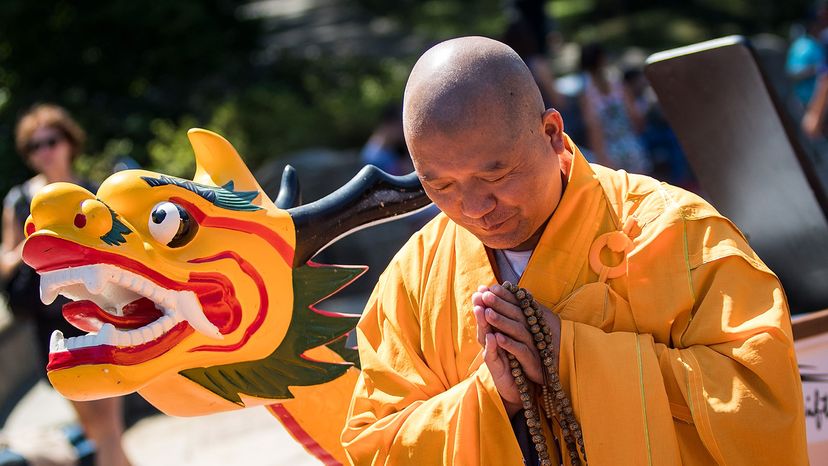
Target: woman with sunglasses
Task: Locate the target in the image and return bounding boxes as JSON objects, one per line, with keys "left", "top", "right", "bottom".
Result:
{"left": 1, "top": 103, "right": 132, "bottom": 466}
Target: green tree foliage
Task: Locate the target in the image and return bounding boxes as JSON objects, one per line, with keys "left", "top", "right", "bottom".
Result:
{"left": 0, "top": 0, "right": 817, "bottom": 196}
{"left": 138, "top": 56, "right": 410, "bottom": 178}
{"left": 0, "top": 0, "right": 260, "bottom": 193}
{"left": 0, "top": 0, "right": 417, "bottom": 189}
{"left": 552, "top": 0, "right": 814, "bottom": 49}
{"left": 356, "top": 0, "right": 506, "bottom": 39}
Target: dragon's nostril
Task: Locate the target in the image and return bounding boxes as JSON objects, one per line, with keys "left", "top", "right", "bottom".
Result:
{"left": 25, "top": 222, "right": 36, "bottom": 236}
{"left": 73, "top": 213, "right": 87, "bottom": 228}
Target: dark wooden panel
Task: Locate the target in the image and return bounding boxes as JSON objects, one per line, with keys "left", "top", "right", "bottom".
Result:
{"left": 645, "top": 36, "right": 828, "bottom": 313}
{"left": 792, "top": 307, "right": 828, "bottom": 340}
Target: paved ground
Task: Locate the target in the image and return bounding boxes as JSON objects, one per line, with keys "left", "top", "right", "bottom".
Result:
{"left": 4, "top": 381, "right": 323, "bottom": 465}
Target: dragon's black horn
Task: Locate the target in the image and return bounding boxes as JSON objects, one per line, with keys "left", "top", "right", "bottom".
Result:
{"left": 275, "top": 165, "right": 302, "bottom": 209}
{"left": 287, "top": 166, "right": 431, "bottom": 268}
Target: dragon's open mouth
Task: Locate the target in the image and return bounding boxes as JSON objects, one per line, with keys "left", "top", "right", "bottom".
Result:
{"left": 42, "top": 263, "right": 223, "bottom": 368}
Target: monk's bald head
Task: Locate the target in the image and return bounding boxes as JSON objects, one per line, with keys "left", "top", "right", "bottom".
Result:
{"left": 400, "top": 37, "right": 566, "bottom": 250}
{"left": 403, "top": 37, "right": 545, "bottom": 146}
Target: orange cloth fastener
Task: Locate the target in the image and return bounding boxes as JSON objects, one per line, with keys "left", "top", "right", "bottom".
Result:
{"left": 588, "top": 217, "right": 638, "bottom": 282}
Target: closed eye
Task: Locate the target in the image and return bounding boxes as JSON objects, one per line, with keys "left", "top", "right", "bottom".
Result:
{"left": 483, "top": 171, "right": 513, "bottom": 183}
{"left": 423, "top": 178, "right": 453, "bottom": 192}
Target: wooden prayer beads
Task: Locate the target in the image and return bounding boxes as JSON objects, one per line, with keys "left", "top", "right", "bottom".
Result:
{"left": 502, "top": 281, "right": 587, "bottom": 466}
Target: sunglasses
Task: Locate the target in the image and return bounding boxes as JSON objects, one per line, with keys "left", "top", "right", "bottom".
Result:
{"left": 25, "top": 135, "right": 64, "bottom": 155}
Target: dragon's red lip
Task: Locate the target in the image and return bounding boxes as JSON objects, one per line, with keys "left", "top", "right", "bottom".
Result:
{"left": 22, "top": 236, "right": 241, "bottom": 371}
{"left": 47, "top": 322, "right": 193, "bottom": 371}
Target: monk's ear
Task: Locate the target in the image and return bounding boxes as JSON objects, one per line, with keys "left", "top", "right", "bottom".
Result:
{"left": 542, "top": 109, "right": 565, "bottom": 154}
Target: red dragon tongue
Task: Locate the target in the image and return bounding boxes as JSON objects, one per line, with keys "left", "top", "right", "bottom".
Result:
{"left": 62, "top": 298, "right": 164, "bottom": 333}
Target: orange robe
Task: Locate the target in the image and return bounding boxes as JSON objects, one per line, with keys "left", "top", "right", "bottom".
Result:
{"left": 341, "top": 140, "right": 808, "bottom": 465}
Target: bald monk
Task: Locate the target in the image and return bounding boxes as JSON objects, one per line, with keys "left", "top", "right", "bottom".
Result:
{"left": 341, "top": 36, "right": 808, "bottom": 465}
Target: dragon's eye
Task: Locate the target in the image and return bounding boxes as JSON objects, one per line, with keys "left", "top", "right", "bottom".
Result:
{"left": 148, "top": 201, "right": 198, "bottom": 248}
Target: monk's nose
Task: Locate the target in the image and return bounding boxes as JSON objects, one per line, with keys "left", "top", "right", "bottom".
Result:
{"left": 25, "top": 182, "right": 113, "bottom": 240}
{"left": 460, "top": 192, "right": 496, "bottom": 220}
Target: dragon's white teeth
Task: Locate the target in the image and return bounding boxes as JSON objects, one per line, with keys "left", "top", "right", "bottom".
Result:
{"left": 127, "top": 330, "right": 142, "bottom": 346}
{"left": 140, "top": 326, "right": 154, "bottom": 342}
{"left": 50, "top": 330, "right": 64, "bottom": 353}
{"left": 152, "top": 288, "right": 167, "bottom": 303}
{"left": 127, "top": 276, "right": 140, "bottom": 290}
{"left": 122, "top": 275, "right": 140, "bottom": 293}
{"left": 177, "top": 291, "right": 222, "bottom": 340}
{"left": 147, "top": 322, "right": 163, "bottom": 339}
{"left": 158, "top": 316, "right": 175, "bottom": 333}
{"left": 40, "top": 263, "right": 226, "bottom": 351}
{"left": 40, "top": 282, "right": 59, "bottom": 305}
{"left": 115, "top": 330, "right": 130, "bottom": 347}
{"left": 161, "top": 293, "right": 176, "bottom": 309}
{"left": 81, "top": 267, "right": 106, "bottom": 295}
{"left": 116, "top": 271, "right": 130, "bottom": 286}
{"left": 98, "top": 323, "right": 115, "bottom": 345}
{"left": 39, "top": 269, "right": 67, "bottom": 305}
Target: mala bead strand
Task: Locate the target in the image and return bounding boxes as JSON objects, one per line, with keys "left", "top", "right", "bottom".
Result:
{"left": 503, "top": 282, "right": 587, "bottom": 466}
{"left": 507, "top": 353, "right": 553, "bottom": 466}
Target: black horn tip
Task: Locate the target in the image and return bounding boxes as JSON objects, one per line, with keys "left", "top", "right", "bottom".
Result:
{"left": 275, "top": 165, "right": 302, "bottom": 209}
{"left": 357, "top": 165, "right": 422, "bottom": 190}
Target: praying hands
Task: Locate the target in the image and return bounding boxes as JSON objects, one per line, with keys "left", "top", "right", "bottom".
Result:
{"left": 472, "top": 283, "right": 562, "bottom": 416}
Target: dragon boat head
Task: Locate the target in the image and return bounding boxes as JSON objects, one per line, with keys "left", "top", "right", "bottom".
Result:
{"left": 22, "top": 129, "right": 429, "bottom": 416}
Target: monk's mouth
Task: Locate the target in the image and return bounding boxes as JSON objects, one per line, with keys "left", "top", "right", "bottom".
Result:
{"left": 42, "top": 263, "right": 223, "bottom": 369}
{"left": 480, "top": 214, "right": 516, "bottom": 232}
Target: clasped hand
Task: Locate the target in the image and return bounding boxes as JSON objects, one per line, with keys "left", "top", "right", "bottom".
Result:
{"left": 472, "top": 284, "right": 561, "bottom": 417}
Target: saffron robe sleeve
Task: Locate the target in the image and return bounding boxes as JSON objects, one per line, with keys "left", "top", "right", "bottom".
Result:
{"left": 553, "top": 213, "right": 808, "bottom": 465}
{"left": 340, "top": 257, "right": 542, "bottom": 465}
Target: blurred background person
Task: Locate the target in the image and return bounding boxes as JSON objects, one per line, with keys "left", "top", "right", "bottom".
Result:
{"left": 622, "top": 67, "right": 696, "bottom": 189}
{"left": 360, "top": 102, "right": 439, "bottom": 231}
{"left": 359, "top": 103, "right": 411, "bottom": 176}
{"left": 579, "top": 42, "right": 651, "bottom": 174}
{"left": 802, "top": 72, "right": 828, "bottom": 139}
{"left": 1, "top": 104, "right": 132, "bottom": 466}
{"left": 499, "top": 0, "right": 593, "bottom": 149}
{"left": 500, "top": 0, "right": 565, "bottom": 110}
{"left": 786, "top": 12, "right": 826, "bottom": 113}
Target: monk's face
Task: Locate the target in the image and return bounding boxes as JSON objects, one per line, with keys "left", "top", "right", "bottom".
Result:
{"left": 411, "top": 111, "right": 564, "bottom": 250}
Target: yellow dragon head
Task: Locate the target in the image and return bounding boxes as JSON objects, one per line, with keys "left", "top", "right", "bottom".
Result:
{"left": 21, "top": 129, "right": 429, "bottom": 418}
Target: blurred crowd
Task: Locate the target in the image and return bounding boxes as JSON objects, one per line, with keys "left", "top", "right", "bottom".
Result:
{"left": 361, "top": 0, "right": 697, "bottom": 192}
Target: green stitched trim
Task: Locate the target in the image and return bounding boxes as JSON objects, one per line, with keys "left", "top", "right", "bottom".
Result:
{"left": 635, "top": 337, "right": 653, "bottom": 466}
{"left": 141, "top": 176, "right": 262, "bottom": 212}
{"left": 685, "top": 363, "right": 694, "bottom": 417}
{"left": 679, "top": 216, "right": 697, "bottom": 348}
{"left": 681, "top": 216, "right": 695, "bottom": 302}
